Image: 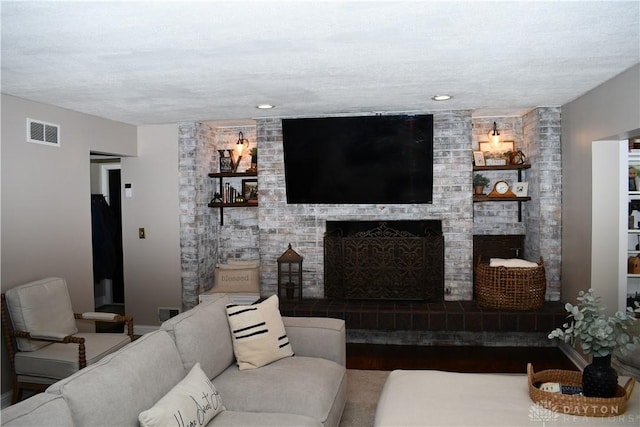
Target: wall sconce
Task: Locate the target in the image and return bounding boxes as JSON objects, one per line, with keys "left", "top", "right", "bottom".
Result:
{"left": 488, "top": 122, "right": 500, "bottom": 148}
{"left": 236, "top": 132, "right": 249, "bottom": 156}
{"left": 230, "top": 132, "right": 249, "bottom": 172}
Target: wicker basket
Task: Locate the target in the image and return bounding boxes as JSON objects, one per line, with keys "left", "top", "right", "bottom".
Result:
{"left": 474, "top": 257, "right": 546, "bottom": 310}
{"left": 527, "top": 363, "right": 636, "bottom": 417}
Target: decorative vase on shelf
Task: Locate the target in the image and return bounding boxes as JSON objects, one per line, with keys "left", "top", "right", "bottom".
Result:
{"left": 582, "top": 354, "right": 618, "bottom": 398}
{"left": 247, "top": 148, "right": 258, "bottom": 173}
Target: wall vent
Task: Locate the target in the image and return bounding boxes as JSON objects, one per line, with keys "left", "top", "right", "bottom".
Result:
{"left": 27, "top": 118, "right": 60, "bottom": 146}
{"left": 158, "top": 307, "right": 181, "bottom": 322}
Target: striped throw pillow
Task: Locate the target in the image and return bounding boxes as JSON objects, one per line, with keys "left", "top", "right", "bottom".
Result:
{"left": 225, "top": 295, "right": 294, "bottom": 370}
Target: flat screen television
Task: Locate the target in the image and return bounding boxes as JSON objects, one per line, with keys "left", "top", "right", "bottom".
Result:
{"left": 281, "top": 114, "right": 433, "bottom": 204}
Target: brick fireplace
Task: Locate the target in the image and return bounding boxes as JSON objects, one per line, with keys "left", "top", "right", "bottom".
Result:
{"left": 177, "top": 108, "right": 562, "bottom": 321}
{"left": 324, "top": 220, "right": 444, "bottom": 301}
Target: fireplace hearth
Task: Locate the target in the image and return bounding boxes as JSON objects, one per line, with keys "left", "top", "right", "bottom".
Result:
{"left": 324, "top": 220, "right": 444, "bottom": 301}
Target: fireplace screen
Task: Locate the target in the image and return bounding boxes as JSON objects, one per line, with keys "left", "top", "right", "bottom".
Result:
{"left": 324, "top": 221, "right": 444, "bottom": 301}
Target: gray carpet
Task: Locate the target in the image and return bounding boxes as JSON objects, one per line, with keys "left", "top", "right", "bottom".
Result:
{"left": 339, "top": 369, "right": 391, "bottom": 427}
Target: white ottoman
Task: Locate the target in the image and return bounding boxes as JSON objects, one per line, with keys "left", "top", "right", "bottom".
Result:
{"left": 374, "top": 369, "right": 640, "bottom": 426}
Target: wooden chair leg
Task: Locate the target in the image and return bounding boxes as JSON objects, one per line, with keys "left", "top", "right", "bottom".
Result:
{"left": 11, "top": 383, "right": 22, "bottom": 405}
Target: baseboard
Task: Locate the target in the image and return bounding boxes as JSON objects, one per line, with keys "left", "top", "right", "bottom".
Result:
{"left": 1, "top": 390, "right": 13, "bottom": 409}
{"left": 557, "top": 341, "right": 587, "bottom": 370}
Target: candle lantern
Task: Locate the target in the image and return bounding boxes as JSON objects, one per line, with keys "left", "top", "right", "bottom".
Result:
{"left": 277, "top": 243, "right": 303, "bottom": 300}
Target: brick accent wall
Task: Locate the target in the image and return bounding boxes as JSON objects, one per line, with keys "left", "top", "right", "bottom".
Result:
{"left": 211, "top": 126, "right": 259, "bottom": 263}
{"left": 178, "top": 108, "right": 563, "bottom": 306}
{"left": 523, "top": 107, "right": 562, "bottom": 300}
{"left": 472, "top": 116, "right": 526, "bottom": 236}
{"left": 178, "top": 122, "right": 217, "bottom": 310}
{"left": 256, "top": 111, "right": 475, "bottom": 300}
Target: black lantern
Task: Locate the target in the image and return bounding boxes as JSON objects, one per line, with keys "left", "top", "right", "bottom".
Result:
{"left": 277, "top": 244, "right": 303, "bottom": 300}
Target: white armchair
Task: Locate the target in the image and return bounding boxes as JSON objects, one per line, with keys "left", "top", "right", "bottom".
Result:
{"left": 1, "top": 277, "right": 134, "bottom": 403}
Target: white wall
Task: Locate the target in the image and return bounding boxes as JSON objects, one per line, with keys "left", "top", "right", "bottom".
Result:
{"left": 0, "top": 94, "right": 137, "bottom": 394}
{"left": 591, "top": 140, "right": 625, "bottom": 312}
{"left": 121, "top": 124, "right": 182, "bottom": 326}
{"left": 562, "top": 64, "right": 640, "bottom": 313}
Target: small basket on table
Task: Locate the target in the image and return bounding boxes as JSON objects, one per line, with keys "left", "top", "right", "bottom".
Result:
{"left": 527, "top": 363, "right": 636, "bottom": 417}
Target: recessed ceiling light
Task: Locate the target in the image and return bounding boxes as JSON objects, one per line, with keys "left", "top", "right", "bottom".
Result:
{"left": 256, "top": 104, "right": 275, "bottom": 109}
{"left": 431, "top": 95, "right": 452, "bottom": 101}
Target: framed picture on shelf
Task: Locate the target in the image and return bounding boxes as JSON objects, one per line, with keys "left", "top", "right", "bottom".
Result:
{"left": 242, "top": 179, "right": 258, "bottom": 202}
{"left": 513, "top": 182, "right": 528, "bottom": 197}
{"left": 219, "top": 157, "right": 233, "bottom": 172}
{"left": 473, "top": 151, "right": 485, "bottom": 166}
{"left": 629, "top": 163, "right": 640, "bottom": 191}
{"left": 219, "top": 150, "right": 233, "bottom": 173}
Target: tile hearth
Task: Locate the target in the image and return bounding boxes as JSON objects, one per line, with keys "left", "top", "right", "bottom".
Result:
{"left": 279, "top": 299, "right": 567, "bottom": 334}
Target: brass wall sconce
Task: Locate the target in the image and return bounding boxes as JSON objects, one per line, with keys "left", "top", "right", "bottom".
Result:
{"left": 488, "top": 121, "right": 500, "bottom": 148}
{"left": 230, "top": 132, "right": 250, "bottom": 172}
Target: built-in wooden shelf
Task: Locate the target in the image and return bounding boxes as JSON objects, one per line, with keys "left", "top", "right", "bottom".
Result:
{"left": 473, "top": 164, "right": 531, "bottom": 172}
{"left": 208, "top": 171, "right": 258, "bottom": 225}
{"left": 473, "top": 195, "right": 531, "bottom": 202}
{"left": 473, "top": 163, "right": 531, "bottom": 221}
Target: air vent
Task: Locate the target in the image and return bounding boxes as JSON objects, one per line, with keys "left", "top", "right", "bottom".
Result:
{"left": 27, "top": 118, "right": 60, "bottom": 146}
{"left": 158, "top": 307, "right": 181, "bottom": 322}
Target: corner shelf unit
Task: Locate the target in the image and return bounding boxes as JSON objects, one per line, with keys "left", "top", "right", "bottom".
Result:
{"left": 208, "top": 171, "right": 257, "bottom": 225}
{"left": 626, "top": 151, "right": 640, "bottom": 303}
{"left": 473, "top": 164, "right": 531, "bottom": 221}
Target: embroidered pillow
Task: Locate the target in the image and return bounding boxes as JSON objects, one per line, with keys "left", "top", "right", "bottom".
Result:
{"left": 139, "top": 363, "right": 224, "bottom": 427}
{"left": 225, "top": 295, "right": 294, "bottom": 370}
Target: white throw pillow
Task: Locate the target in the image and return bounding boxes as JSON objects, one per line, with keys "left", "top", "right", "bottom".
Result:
{"left": 225, "top": 295, "right": 294, "bottom": 370}
{"left": 139, "top": 363, "right": 224, "bottom": 427}
{"left": 489, "top": 258, "right": 538, "bottom": 268}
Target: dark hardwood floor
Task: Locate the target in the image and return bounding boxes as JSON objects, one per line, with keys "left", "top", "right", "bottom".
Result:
{"left": 346, "top": 343, "right": 578, "bottom": 373}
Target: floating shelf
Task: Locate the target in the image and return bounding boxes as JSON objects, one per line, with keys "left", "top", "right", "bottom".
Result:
{"left": 208, "top": 171, "right": 258, "bottom": 225}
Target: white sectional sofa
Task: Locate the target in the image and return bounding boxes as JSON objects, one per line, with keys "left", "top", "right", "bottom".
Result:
{"left": 2, "top": 294, "right": 347, "bottom": 427}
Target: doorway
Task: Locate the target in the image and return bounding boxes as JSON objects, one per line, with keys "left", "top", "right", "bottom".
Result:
{"left": 90, "top": 157, "right": 125, "bottom": 315}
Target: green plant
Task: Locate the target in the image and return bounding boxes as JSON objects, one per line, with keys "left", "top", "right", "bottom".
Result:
{"left": 473, "top": 173, "right": 490, "bottom": 188}
{"left": 628, "top": 292, "right": 640, "bottom": 309}
{"left": 548, "top": 288, "right": 640, "bottom": 357}
{"left": 250, "top": 147, "right": 258, "bottom": 157}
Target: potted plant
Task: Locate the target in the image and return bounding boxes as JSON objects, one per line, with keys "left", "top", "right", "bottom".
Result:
{"left": 473, "top": 174, "right": 490, "bottom": 195}
{"left": 548, "top": 289, "right": 640, "bottom": 397}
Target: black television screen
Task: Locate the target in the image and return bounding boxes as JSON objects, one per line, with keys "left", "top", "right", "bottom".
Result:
{"left": 282, "top": 114, "right": 433, "bottom": 204}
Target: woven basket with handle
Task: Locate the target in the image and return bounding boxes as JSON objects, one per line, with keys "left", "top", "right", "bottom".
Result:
{"left": 527, "top": 363, "right": 636, "bottom": 417}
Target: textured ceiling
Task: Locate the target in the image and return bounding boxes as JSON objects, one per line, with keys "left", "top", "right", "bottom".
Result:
{"left": 1, "top": 1, "right": 639, "bottom": 125}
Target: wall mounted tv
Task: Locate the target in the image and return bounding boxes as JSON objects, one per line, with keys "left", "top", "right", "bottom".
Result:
{"left": 282, "top": 114, "right": 434, "bottom": 204}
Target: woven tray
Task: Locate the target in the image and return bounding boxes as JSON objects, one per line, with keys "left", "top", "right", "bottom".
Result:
{"left": 475, "top": 257, "right": 546, "bottom": 310}
{"left": 527, "top": 363, "right": 636, "bottom": 417}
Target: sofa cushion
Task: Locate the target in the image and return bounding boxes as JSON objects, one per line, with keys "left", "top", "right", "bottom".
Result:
{"left": 5, "top": 277, "right": 78, "bottom": 351}
{"left": 210, "top": 411, "right": 322, "bottom": 427}
{"left": 161, "top": 294, "right": 236, "bottom": 379}
{"left": 1, "top": 393, "right": 73, "bottom": 427}
{"left": 226, "top": 295, "right": 293, "bottom": 370}
{"left": 15, "top": 331, "right": 130, "bottom": 381}
{"left": 139, "top": 363, "right": 224, "bottom": 427}
{"left": 212, "top": 355, "right": 347, "bottom": 424}
{"left": 47, "top": 330, "right": 186, "bottom": 427}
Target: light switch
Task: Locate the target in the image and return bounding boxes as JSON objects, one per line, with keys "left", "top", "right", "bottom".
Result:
{"left": 125, "top": 183, "right": 133, "bottom": 198}
{"left": 138, "top": 228, "right": 146, "bottom": 239}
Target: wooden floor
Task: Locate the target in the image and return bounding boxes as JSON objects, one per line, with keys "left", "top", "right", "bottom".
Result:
{"left": 346, "top": 343, "right": 578, "bottom": 373}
